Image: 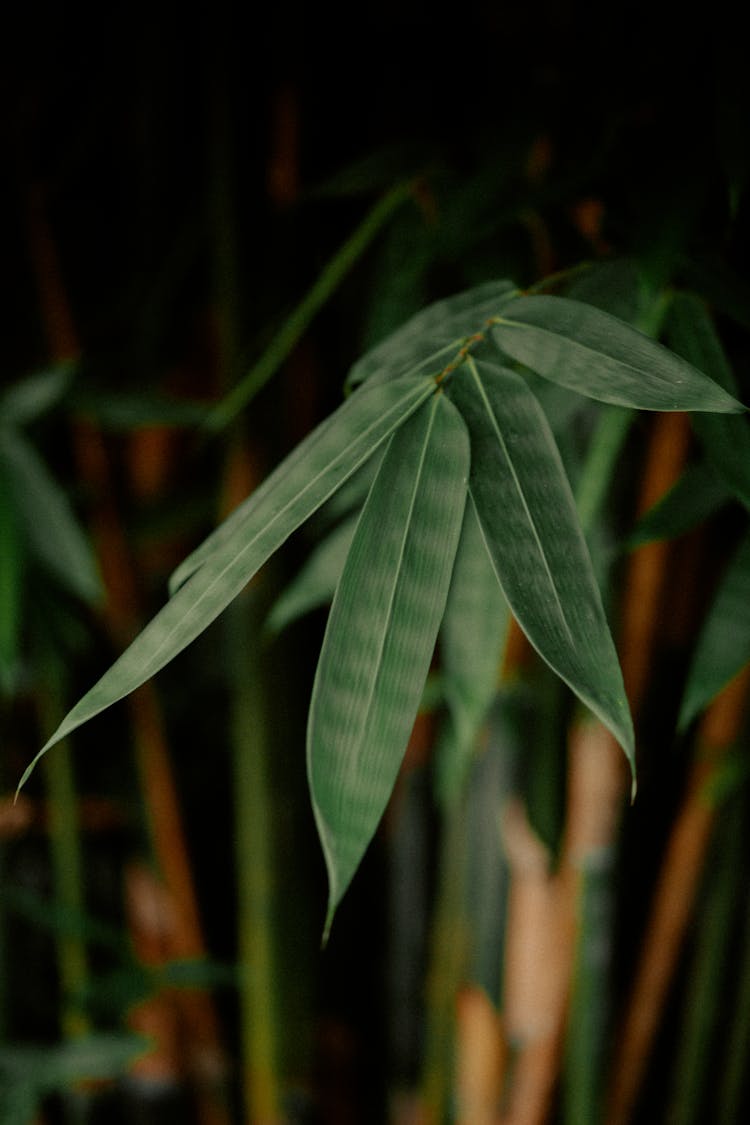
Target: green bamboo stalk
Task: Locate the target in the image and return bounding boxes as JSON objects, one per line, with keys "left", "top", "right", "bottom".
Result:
{"left": 205, "top": 180, "right": 415, "bottom": 432}
{"left": 668, "top": 798, "right": 742, "bottom": 1125}
{"left": 37, "top": 655, "right": 90, "bottom": 1044}
{"left": 420, "top": 799, "right": 470, "bottom": 1124}
{"left": 563, "top": 864, "right": 612, "bottom": 1125}
{"left": 227, "top": 589, "right": 282, "bottom": 1123}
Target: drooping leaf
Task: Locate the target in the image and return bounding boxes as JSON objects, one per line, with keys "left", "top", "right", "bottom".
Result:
{"left": 434, "top": 501, "right": 509, "bottom": 805}
{"left": 308, "top": 393, "right": 469, "bottom": 937}
{"left": 679, "top": 530, "right": 750, "bottom": 731}
{"left": 492, "top": 295, "right": 744, "bottom": 412}
{"left": 346, "top": 279, "right": 518, "bottom": 389}
{"left": 448, "top": 358, "right": 635, "bottom": 774}
{"left": 666, "top": 293, "right": 750, "bottom": 510}
{"left": 265, "top": 514, "right": 357, "bottom": 635}
{"left": 169, "top": 373, "right": 433, "bottom": 594}
{"left": 626, "top": 462, "right": 732, "bottom": 549}
{"left": 0, "top": 429, "right": 102, "bottom": 606}
{"left": 22, "top": 374, "right": 436, "bottom": 785}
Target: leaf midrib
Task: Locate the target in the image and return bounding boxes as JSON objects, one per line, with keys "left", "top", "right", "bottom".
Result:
{"left": 467, "top": 358, "right": 574, "bottom": 647}
{"left": 343, "top": 396, "right": 439, "bottom": 790}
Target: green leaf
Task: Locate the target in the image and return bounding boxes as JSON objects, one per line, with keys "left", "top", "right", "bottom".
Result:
{"left": 22, "top": 374, "right": 436, "bottom": 786}
{"left": 679, "top": 530, "right": 750, "bottom": 730}
{"left": 434, "top": 501, "right": 509, "bottom": 805}
{"left": 169, "top": 374, "right": 432, "bottom": 595}
{"left": 492, "top": 295, "right": 744, "bottom": 412}
{"left": 0, "top": 1034, "right": 147, "bottom": 1091}
{"left": 0, "top": 429, "right": 102, "bottom": 606}
{"left": 346, "top": 279, "right": 518, "bottom": 389}
{"left": 72, "top": 390, "right": 208, "bottom": 429}
{"left": 666, "top": 293, "right": 750, "bottom": 510}
{"left": 449, "top": 358, "right": 635, "bottom": 776}
{"left": 0, "top": 463, "right": 23, "bottom": 692}
{"left": 265, "top": 515, "right": 357, "bottom": 635}
{"left": 0, "top": 364, "right": 74, "bottom": 426}
{"left": 625, "top": 462, "right": 732, "bottom": 549}
{"left": 308, "top": 394, "right": 469, "bottom": 938}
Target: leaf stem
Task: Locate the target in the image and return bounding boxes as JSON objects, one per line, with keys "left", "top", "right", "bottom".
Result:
{"left": 205, "top": 180, "right": 416, "bottom": 432}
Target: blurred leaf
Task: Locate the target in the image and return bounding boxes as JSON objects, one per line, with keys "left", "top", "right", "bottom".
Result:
{"left": 626, "top": 462, "right": 732, "bottom": 548}
{"left": 0, "top": 463, "right": 23, "bottom": 691}
{"left": 666, "top": 293, "right": 750, "bottom": 510}
{"left": 0, "top": 1033, "right": 147, "bottom": 1090}
{"left": 346, "top": 279, "right": 518, "bottom": 389}
{"left": 679, "top": 529, "right": 750, "bottom": 730}
{"left": 0, "top": 1079, "right": 39, "bottom": 1125}
{"left": 4, "top": 885, "right": 128, "bottom": 954}
{"left": 23, "top": 374, "right": 436, "bottom": 784}
{"left": 448, "top": 359, "right": 635, "bottom": 775}
{"left": 0, "top": 364, "right": 74, "bottom": 426}
{"left": 565, "top": 258, "right": 643, "bottom": 323}
{"left": 265, "top": 514, "right": 357, "bottom": 635}
{"left": 492, "top": 295, "right": 744, "bottom": 412}
{"left": 308, "top": 394, "right": 468, "bottom": 938}
{"left": 434, "top": 501, "right": 509, "bottom": 805}
{"left": 73, "top": 390, "right": 208, "bottom": 429}
{"left": 0, "top": 428, "right": 102, "bottom": 606}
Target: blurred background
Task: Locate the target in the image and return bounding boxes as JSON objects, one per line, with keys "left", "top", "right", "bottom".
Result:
{"left": 2, "top": 3, "right": 750, "bottom": 1122}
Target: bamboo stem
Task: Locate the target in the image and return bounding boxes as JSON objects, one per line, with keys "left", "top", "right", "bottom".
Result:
{"left": 205, "top": 180, "right": 416, "bottom": 432}
{"left": 605, "top": 663, "right": 750, "bottom": 1125}
{"left": 27, "top": 182, "right": 231, "bottom": 1122}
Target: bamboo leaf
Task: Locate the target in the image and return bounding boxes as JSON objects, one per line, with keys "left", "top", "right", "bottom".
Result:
{"left": 449, "top": 358, "right": 635, "bottom": 775}
{"left": 679, "top": 529, "right": 750, "bottom": 730}
{"left": 434, "top": 501, "right": 509, "bottom": 804}
{"left": 666, "top": 293, "right": 750, "bottom": 510}
{"left": 346, "top": 279, "right": 518, "bottom": 389}
{"left": 265, "top": 515, "right": 357, "bottom": 635}
{"left": 308, "top": 394, "right": 469, "bottom": 938}
{"left": 0, "top": 429, "right": 102, "bottom": 606}
{"left": 21, "top": 374, "right": 436, "bottom": 786}
{"left": 170, "top": 374, "right": 431, "bottom": 595}
{"left": 492, "top": 295, "right": 744, "bottom": 412}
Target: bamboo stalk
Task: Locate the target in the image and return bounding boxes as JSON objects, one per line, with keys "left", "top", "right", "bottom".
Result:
{"left": 205, "top": 179, "right": 416, "bottom": 432}
{"left": 420, "top": 800, "right": 471, "bottom": 1124}
{"left": 27, "top": 184, "right": 231, "bottom": 1123}
{"left": 605, "top": 662, "right": 750, "bottom": 1125}
{"left": 496, "top": 408, "right": 693, "bottom": 1125}
{"left": 666, "top": 799, "right": 742, "bottom": 1125}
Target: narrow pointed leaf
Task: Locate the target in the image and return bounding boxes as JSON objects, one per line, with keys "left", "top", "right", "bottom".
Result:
{"left": 449, "top": 359, "right": 634, "bottom": 772}
{"left": 347, "top": 279, "right": 518, "bottom": 389}
{"left": 434, "top": 501, "right": 509, "bottom": 805}
{"left": 22, "top": 375, "right": 436, "bottom": 786}
{"left": 308, "top": 394, "right": 469, "bottom": 937}
{"left": 679, "top": 529, "right": 750, "bottom": 730}
{"left": 265, "top": 515, "right": 357, "bottom": 635}
{"left": 0, "top": 429, "right": 102, "bottom": 606}
{"left": 492, "top": 295, "right": 744, "bottom": 412}
{"left": 170, "top": 374, "right": 432, "bottom": 594}
{"left": 666, "top": 293, "right": 750, "bottom": 510}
